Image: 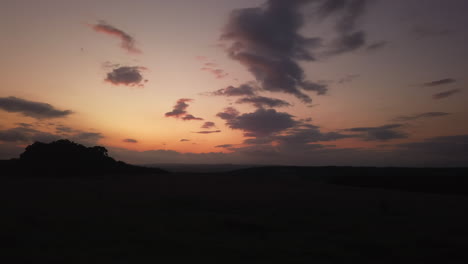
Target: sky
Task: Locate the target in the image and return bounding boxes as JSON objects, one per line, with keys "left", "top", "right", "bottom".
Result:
{"left": 1, "top": 0, "right": 467, "bottom": 166}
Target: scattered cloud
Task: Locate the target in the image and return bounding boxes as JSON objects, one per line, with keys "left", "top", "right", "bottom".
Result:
{"left": 123, "top": 138, "right": 138, "bottom": 143}
{"left": 106, "top": 133, "right": 468, "bottom": 167}
{"left": 220, "top": 108, "right": 297, "bottom": 137}
{"left": 422, "top": 78, "right": 456, "bottom": 87}
{"left": 344, "top": 124, "right": 408, "bottom": 141}
{"left": 165, "top": 99, "right": 203, "bottom": 121}
{"left": 221, "top": 0, "right": 376, "bottom": 103}
{"left": 432, "top": 89, "right": 461, "bottom": 100}
{"left": 201, "top": 122, "right": 216, "bottom": 129}
{"left": 182, "top": 114, "right": 204, "bottom": 121}
{"left": 221, "top": 0, "right": 327, "bottom": 103}
{"left": 91, "top": 21, "right": 141, "bottom": 53}
{"left": 0, "top": 127, "right": 59, "bottom": 143}
{"left": 165, "top": 98, "right": 191, "bottom": 118}
{"left": 194, "top": 130, "right": 221, "bottom": 134}
{"left": 211, "top": 84, "right": 257, "bottom": 97}
{"left": 235, "top": 96, "right": 291, "bottom": 108}
{"left": 201, "top": 68, "right": 229, "bottom": 79}
{"left": 0, "top": 96, "right": 73, "bottom": 119}
{"left": 105, "top": 66, "right": 147, "bottom": 87}
{"left": 394, "top": 112, "right": 451, "bottom": 122}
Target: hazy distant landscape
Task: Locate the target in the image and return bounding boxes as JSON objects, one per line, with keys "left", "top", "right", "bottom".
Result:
{"left": 2, "top": 140, "right": 468, "bottom": 263}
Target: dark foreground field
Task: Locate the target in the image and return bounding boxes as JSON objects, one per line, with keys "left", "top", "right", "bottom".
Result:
{"left": 1, "top": 167, "right": 468, "bottom": 263}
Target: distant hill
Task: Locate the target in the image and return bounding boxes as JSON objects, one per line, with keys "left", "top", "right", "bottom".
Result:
{"left": 229, "top": 166, "right": 468, "bottom": 196}
{"left": 1, "top": 139, "right": 167, "bottom": 177}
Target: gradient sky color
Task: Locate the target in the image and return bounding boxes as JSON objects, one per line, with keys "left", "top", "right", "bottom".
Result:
{"left": 1, "top": 0, "right": 467, "bottom": 166}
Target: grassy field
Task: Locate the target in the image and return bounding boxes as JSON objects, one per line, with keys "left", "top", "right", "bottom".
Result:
{"left": 1, "top": 169, "right": 468, "bottom": 263}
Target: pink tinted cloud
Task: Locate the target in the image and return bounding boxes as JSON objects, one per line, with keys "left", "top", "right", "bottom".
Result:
{"left": 91, "top": 21, "right": 141, "bottom": 54}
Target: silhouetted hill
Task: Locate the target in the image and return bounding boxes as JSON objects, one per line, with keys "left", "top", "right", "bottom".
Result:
{"left": 1, "top": 140, "right": 167, "bottom": 177}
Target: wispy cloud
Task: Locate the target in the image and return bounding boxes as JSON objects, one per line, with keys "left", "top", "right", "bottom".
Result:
{"left": 422, "top": 78, "right": 456, "bottom": 87}
{"left": 91, "top": 21, "right": 141, "bottom": 53}
{"left": 394, "top": 112, "right": 451, "bottom": 122}
{"left": 194, "top": 130, "right": 221, "bottom": 134}
{"left": 344, "top": 124, "right": 407, "bottom": 141}
{"left": 432, "top": 89, "right": 461, "bottom": 99}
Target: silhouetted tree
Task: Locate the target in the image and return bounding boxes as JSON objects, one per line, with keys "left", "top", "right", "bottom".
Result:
{"left": 14, "top": 139, "right": 168, "bottom": 176}
{"left": 19, "top": 139, "right": 115, "bottom": 170}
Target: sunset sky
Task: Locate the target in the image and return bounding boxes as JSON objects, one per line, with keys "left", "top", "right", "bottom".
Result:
{"left": 1, "top": 0, "right": 467, "bottom": 166}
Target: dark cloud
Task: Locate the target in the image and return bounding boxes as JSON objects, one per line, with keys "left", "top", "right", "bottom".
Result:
{"left": 394, "top": 112, "right": 451, "bottom": 122}
{"left": 105, "top": 66, "right": 146, "bottom": 87}
{"left": 194, "top": 130, "right": 222, "bottom": 134}
{"left": 221, "top": 108, "right": 297, "bottom": 137}
{"left": 366, "top": 41, "right": 388, "bottom": 51}
{"left": 0, "top": 96, "right": 73, "bottom": 119}
{"left": 235, "top": 96, "right": 291, "bottom": 108}
{"left": 318, "top": 0, "right": 372, "bottom": 56}
{"left": 165, "top": 99, "right": 203, "bottom": 121}
{"left": 221, "top": 0, "right": 327, "bottom": 103}
{"left": 215, "top": 144, "right": 234, "bottom": 149}
{"left": 165, "top": 98, "right": 191, "bottom": 118}
{"left": 275, "top": 123, "right": 352, "bottom": 147}
{"left": 411, "top": 26, "right": 454, "bottom": 39}
{"left": 432, "top": 89, "right": 461, "bottom": 100}
{"left": 216, "top": 107, "right": 240, "bottom": 120}
{"left": 221, "top": 0, "right": 375, "bottom": 103}
{"left": 180, "top": 139, "right": 190, "bottom": 142}
{"left": 91, "top": 21, "right": 141, "bottom": 53}
{"left": 0, "top": 126, "right": 103, "bottom": 146}
{"left": 201, "top": 122, "right": 216, "bottom": 129}
{"left": 123, "top": 138, "right": 138, "bottom": 143}
{"left": 211, "top": 84, "right": 257, "bottom": 97}
{"left": 344, "top": 124, "right": 408, "bottom": 141}
{"left": 238, "top": 121, "right": 352, "bottom": 156}
{"left": 0, "top": 127, "right": 59, "bottom": 143}
{"left": 182, "top": 114, "right": 204, "bottom": 121}
{"left": 422, "top": 78, "right": 456, "bottom": 87}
